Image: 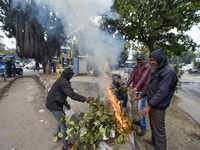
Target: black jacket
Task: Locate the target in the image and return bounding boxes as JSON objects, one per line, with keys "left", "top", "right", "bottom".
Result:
{"left": 142, "top": 49, "right": 178, "bottom": 109}
{"left": 46, "top": 77, "right": 86, "bottom": 111}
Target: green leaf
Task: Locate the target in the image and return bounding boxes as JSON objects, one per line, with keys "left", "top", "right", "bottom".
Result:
{"left": 105, "top": 127, "right": 111, "bottom": 137}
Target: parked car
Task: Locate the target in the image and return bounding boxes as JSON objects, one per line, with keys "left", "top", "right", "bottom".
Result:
{"left": 0, "top": 60, "right": 6, "bottom": 80}
{"left": 188, "top": 68, "right": 199, "bottom": 74}
{"left": 15, "top": 60, "right": 23, "bottom": 75}
{"left": 123, "top": 61, "right": 136, "bottom": 73}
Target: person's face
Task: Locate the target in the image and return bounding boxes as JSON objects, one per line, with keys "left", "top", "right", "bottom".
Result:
{"left": 113, "top": 77, "right": 121, "bottom": 86}
{"left": 137, "top": 58, "right": 144, "bottom": 66}
{"left": 150, "top": 56, "right": 158, "bottom": 71}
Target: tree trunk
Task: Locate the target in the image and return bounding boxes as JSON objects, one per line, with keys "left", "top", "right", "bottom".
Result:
{"left": 42, "top": 60, "right": 51, "bottom": 75}
{"left": 44, "top": 62, "right": 51, "bottom": 74}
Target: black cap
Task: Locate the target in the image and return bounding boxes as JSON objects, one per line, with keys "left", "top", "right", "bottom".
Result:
{"left": 62, "top": 67, "right": 74, "bottom": 79}
{"left": 136, "top": 54, "right": 145, "bottom": 60}
{"left": 112, "top": 74, "right": 121, "bottom": 80}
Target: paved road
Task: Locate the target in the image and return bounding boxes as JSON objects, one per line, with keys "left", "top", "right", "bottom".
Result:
{"left": 0, "top": 76, "right": 60, "bottom": 150}
{"left": 178, "top": 73, "right": 200, "bottom": 124}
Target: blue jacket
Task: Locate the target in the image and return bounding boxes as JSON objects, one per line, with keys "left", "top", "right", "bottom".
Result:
{"left": 142, "top": 49, "right": 178, "bottom": 109}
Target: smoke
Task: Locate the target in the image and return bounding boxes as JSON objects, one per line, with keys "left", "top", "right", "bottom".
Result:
{"left": 40, "top": 0, "right": 124, "bottom": 70}
{"left": 12, "top": 0, "right": 124, "bottom": 72}
{"left": 12, "top": 0, "right": 124, "bottom": 98}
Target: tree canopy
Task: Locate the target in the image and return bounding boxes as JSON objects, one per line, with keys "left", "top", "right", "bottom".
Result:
{"left": 104, "top": 0, "right": 200, "bottom": 56}
{"left": 0, "top": 0, "right": 65, "bottom": 72}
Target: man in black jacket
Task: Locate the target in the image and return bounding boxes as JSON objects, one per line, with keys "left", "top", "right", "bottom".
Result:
{"left": 46, "top": 67, "right": 93, "bottom": 150}
{"left": 133, "top": 49, "right": 178, "bottom": 150}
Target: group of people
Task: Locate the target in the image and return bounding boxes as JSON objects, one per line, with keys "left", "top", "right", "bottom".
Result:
{"left": 112, "top": 49, "right": 177, "bottom": 150}
{"left": 46, "top": 49, "right": 178, "bottom": 150}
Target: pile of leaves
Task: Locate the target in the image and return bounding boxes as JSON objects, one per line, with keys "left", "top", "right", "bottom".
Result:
{"left": 64, "top": 100, "right": 133, "bottom": 150}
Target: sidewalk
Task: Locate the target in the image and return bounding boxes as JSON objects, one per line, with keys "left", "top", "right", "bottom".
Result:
{"left": 0, "top": 78, "right": 15, "bottom": 97}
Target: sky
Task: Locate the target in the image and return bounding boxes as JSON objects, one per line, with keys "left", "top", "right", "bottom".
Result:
{"left": 0, "top": 25, "right": 200, "bottom": 50}
{"left": 0, "top": 31, "right": 16, "bottom": 49}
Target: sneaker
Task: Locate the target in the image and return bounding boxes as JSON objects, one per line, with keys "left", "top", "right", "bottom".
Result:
{"left": 53, "top": 136, "right": 62, "bottom": 143}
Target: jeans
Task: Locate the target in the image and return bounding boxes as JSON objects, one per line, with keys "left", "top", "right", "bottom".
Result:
{"left": 51, "top": 111, "right": 68, "bottom": 148}
{"left": 136, "top": 93, "right": 147, "bottom": 131}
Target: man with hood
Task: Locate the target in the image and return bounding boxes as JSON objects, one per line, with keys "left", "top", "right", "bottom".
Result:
{"left": 133, "top": 49, "right": 178, "bottom": 150}
{"left": 126, "top": 55, "right": 151, "bottom": 136}
{"left": 46, "top": 67, "right": 93, "bottom": 150}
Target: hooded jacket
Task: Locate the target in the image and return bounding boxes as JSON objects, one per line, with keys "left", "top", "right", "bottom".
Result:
{"left": 46, "top": 69, "right": 86, "bottom": 111}
{"left": 142, "top": 49, "right": 178, "bottom": 109}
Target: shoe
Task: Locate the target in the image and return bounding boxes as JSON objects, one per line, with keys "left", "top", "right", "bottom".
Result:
{"left": 68, "top": 143, "right": 74, "bottom": 148}
{"left": 62, "top": 143, "right": 74, "bottom": 150}
{"left": 53, "top": 136, "right": 62, "bottom": 143}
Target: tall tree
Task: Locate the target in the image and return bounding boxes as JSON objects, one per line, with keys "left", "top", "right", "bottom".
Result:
{"left": 0, "top": 0, "right": 65, "bottom": 74}
{"left": 104, "top": 0, "right": 200, "bottom": 56}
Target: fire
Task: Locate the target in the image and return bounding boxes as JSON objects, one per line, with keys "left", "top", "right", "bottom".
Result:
{"left": 104, "top": 63, "right": 131, "bottom": 133}
{"left": 106, "top": 82, "right": 131, "bottom": 133}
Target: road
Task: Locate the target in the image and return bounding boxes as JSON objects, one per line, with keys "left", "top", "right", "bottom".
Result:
{"left": 178, "top": 73, "right": 200, "bottom": 124}
{"left": 0, "top": 75, "right": 61, "bottom": 150}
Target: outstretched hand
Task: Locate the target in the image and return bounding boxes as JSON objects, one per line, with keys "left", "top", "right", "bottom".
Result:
{"left": 132, "top": 96, "right": 142, "bottom": 102}
{"left": 65, "top": 103, "right": 71, "bottom": 110}
{"left": 86, "top": 96, "right": 94, "bottom": 103}
{"left": 139, "top": 105, "right": 151, "bottom": 116}
{"left": 129, "top": 88, "right": 137, "bottom": 95}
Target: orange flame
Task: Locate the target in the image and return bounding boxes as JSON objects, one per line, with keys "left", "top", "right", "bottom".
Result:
{"left": 106, "top": 82, "right": 131, "bottom": 133}
{"left": 104, "top": 63, "right": 131, "bottom": 133}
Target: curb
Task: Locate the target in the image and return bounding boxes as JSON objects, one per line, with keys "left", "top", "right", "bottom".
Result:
{"left": 35, "top": 73, "right": 51, "bottom": 92}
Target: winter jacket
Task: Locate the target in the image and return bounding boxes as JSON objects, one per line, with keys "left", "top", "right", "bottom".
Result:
{"left": 46, "top": 77, "right": 87, "bottom": 111}
{"left": 127, "top": 63, "right": 151, "bottom": 91}
{"left": 142, "top": 49, "right": 178, "bottom": 110}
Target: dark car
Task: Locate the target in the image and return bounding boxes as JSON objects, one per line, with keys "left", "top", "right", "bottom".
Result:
{"left": 188, "top": 68, "right": 199, "bottom": 74}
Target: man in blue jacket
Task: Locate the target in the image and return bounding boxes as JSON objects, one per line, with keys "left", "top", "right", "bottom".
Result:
{"left": 133, "top": 49, "right": 178, "bottom": 150}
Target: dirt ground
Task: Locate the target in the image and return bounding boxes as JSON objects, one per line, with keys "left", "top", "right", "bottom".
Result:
{"left": 140, "top": 96, "right": 200, "bottom": 150}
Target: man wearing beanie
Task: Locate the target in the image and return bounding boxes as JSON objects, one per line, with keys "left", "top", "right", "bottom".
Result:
{"left": 127, "top": 54, "right": 151, "bottom": 136}
{"left": 46, "top": 67, "right": 93, "bottom": 150}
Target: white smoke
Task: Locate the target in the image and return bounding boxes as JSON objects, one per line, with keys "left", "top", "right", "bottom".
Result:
{"left": 12, "top": 0, "right": 124, "bottom": 73}
{"left": 13, "top": 0, "right": 123, "bottom": 89}
{"left": 12, "top": 0, "right": 124, "bottom": 98}
{"left": 37, "top": 0, "right": 124, "bottom": 71}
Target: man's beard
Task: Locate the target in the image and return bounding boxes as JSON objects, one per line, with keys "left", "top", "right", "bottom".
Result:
{"left": 151, "top": 65, "right": 157, "bottom": 72}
